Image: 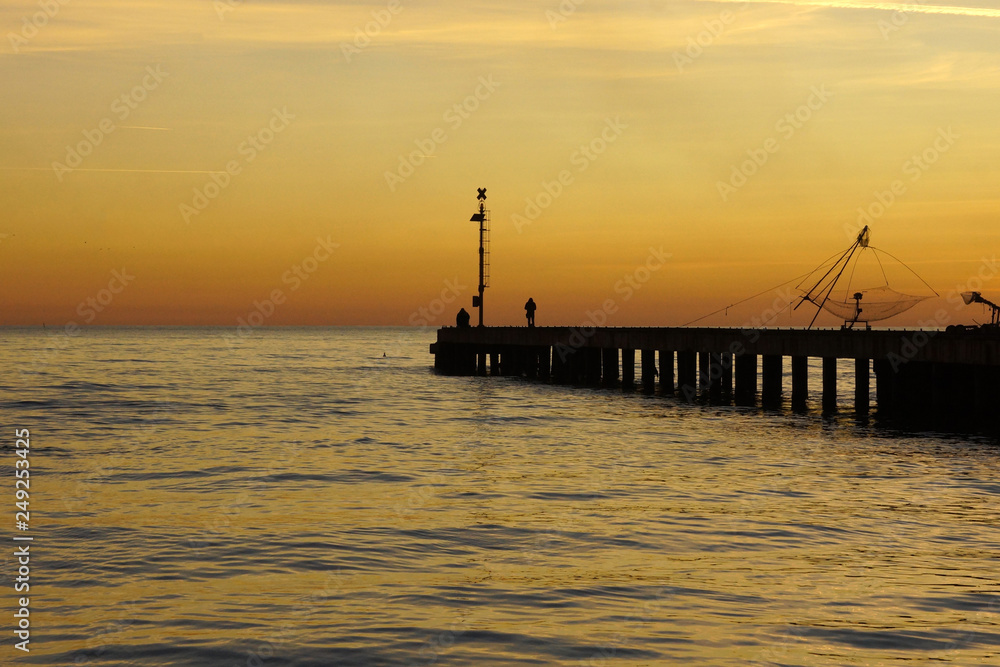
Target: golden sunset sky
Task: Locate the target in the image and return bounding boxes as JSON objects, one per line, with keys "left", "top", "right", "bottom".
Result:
{"left": 2, "top": 0, "right": 999, "bottom": 327}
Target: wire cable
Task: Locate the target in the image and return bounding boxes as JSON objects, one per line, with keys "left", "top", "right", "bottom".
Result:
{"left": 682, "top": 271, "right": 813, "bottom": 326}
{"left": 872, "top": 248, "right": 940, "bottom": 296}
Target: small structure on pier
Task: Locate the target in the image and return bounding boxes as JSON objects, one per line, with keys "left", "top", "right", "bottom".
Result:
{"left": 960, "top": 291, "right": 1000, "bottom": 328}
{"left": 796, "top": 226, "right": 937, "bottom": 330}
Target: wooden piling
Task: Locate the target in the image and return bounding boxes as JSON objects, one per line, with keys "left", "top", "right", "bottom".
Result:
{"left": 698, "top": 352, "right": 711, "bottom": 398}
{"left": 855, "top": 358, "right": 869, "bottom": 415}
{"left": 873, "top": 357, "right": 894, "bottom": 417}
{"left": 622, "top": 349, "right": 636, "bottom": 389}
{"left": 822, "top": 357, "right": 837, "bottom": 412}
{"left": 677, "top": 350, "right": 697, "bottom": 401}
{"left": 432, "top": 326, "right": 1000, "bottom": 433}
{"left": 734, "top": 353, "right": 756, "bottom": 406}
{"left": 641, "top": 350, "right": 656, "bottom": 393}
{"left": 709, "top": 352, "right": 723, "bottom": 403}
{"left": 659, "top": 350, "right": 674, "bottom": 395}
{"left": 791, "top": 356, "right": 808, "bottom": 411}
{"left": 585, "top": 348, "right": 602, "bottom": 385}
{"left": 762, "top": 354, "right": 782, "bottom": 408}
{"left": 719, "top": 352, "right": 733, "bottom": 402}
{"left": 602, "top": 348, "right": 619, "bottom": 387}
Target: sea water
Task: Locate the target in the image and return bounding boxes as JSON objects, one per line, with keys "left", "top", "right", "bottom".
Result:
{"left": 2, "top": 327, "right": 999, "bottom": 665}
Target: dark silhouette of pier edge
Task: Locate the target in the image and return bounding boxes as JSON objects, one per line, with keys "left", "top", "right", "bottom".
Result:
{"left": 430, "top": 325, "right": 1000, "bottom": 433}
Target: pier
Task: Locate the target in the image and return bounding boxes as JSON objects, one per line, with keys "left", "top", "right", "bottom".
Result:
{"left": 431, "top": 327, "right": 1000, "bottom": 431}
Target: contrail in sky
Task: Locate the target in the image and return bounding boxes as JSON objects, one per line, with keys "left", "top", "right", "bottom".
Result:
{"left": 0, "top": 167, "right": 224, "bottom": 174}
{"left": 703, "top": 0, "right": 1000, "bottom": 18}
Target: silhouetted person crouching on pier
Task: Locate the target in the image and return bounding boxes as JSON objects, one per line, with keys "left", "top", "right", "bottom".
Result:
{"left": 524, "top": 298, "right": 536, "bottom": 327}
{"left": 456, "top": 308, "right": 471, "bottom": 328}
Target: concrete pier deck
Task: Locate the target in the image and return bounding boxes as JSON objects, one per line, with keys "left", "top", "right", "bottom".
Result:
{"left": 431, "top": 326, "right": 1000, "bottom": 431}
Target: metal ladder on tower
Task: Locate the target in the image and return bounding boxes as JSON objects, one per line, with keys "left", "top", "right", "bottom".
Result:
{"left": 482, "top": 209, "right": 490, "bottom": 289}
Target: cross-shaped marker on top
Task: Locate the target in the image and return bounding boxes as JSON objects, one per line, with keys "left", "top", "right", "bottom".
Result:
{"left": 477, "top": 188, "right": 487, "bottom": 201}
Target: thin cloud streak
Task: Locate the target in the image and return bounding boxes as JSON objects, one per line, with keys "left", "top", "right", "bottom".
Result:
{"left": 0, "top": 167, "right": 223, "bottom": 174}
{"left": 703, "top": 0, "right": 1000, "bottom": 18}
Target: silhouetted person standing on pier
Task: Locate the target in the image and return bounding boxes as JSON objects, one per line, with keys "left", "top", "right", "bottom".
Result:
{"left": 524, "top": 298, "right": 536, "bottom": 327}
{"left": 456, "top": 308, "right": 471, "bottom": 328}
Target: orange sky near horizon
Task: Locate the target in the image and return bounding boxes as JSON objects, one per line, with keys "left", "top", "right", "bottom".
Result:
{"left": 2, "top": 0, "right": 999, "bottom": 328}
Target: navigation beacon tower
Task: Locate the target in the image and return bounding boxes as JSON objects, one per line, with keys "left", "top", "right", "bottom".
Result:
{"left": 469, "top": 188, "right": 490, "bottom": 327}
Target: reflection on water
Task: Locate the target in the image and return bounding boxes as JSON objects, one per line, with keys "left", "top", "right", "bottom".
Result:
{"left": 2, "top": 327, "right": 999, "bottom": 665}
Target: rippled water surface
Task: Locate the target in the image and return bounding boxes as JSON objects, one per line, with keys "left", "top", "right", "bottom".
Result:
{"left": 3, "top": 327, "right": 1000, "bottom": 665}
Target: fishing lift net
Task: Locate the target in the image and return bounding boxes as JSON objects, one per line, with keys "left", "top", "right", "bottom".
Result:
{"left": 796, "top": 226, "right": 937, "bottom": 330}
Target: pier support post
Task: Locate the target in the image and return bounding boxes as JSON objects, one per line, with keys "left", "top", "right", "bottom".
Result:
{"left": 567, "top": 349, "right": 584, "bottom": 383}
{"left": 602, "top": 348, "right": 619, "bottom": 387}
{"left": 873, "top": 358, "right": 894, "bottom": 418}
{"left": 709, "top": 353, "right": 723, "bottom": 403}
{"left": 791, "top": 356, "right": 808, "bottom": 411}
{"left": 822, "top": 357, "right": 837, "bottom": 413}
{"left": 952, "top": 365, "right": 975, "bottom": 426}
{"left": 501, "top": 348, "right": 516, "bottom": 377}
{"left": 539, "top": 347, "right": 550, "bottom": 380}
{"left": 525, "top": 348, "right": 538, "bottom": 379}
{"left": 444, "top": 344, "right": 475, "bottom": 376}
{"left": 898, "top": 361, "right": 933, "bottom": 426}
{"left": 734, "top": 353, "right": 756, "bottom": 406}
{"left": 720, "top": 352, "right": 733, "bottom": 402}
{"left": 477, "top": 351, "right": 487, "bottom": 376}
{"left": 585, "top": 348, "right": 602, "bottom": 385}
{"left": 660, "top": 350, "right": 674, "bottom": 395}
{"left": 552, "top": 347, "right": 568, "bottom": 383}
{"left": 973, "top": 366, "right": 998, "bottom": 431}
{"left": 855, "top": 358, "right": 870, "bottom": 415}
{"left": 622, "top": 349, "right": 636, "bottom": 389}
{"left": 490, "top": 352, "right": 499, "bottom": 376}
{"left": 677, "top": 350, "right": 697, "bottom": 401}
{"left": 935, "top": 363, "right": 952, "bottom": 427}
{"left": 762, "top": 354, "right": 782, "bottom": 409}
{"left": 641, "top": 350, "right": 657, "bottom": 393}
{"left": 698, "top": 352, "right": 711, "bottom": 399}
